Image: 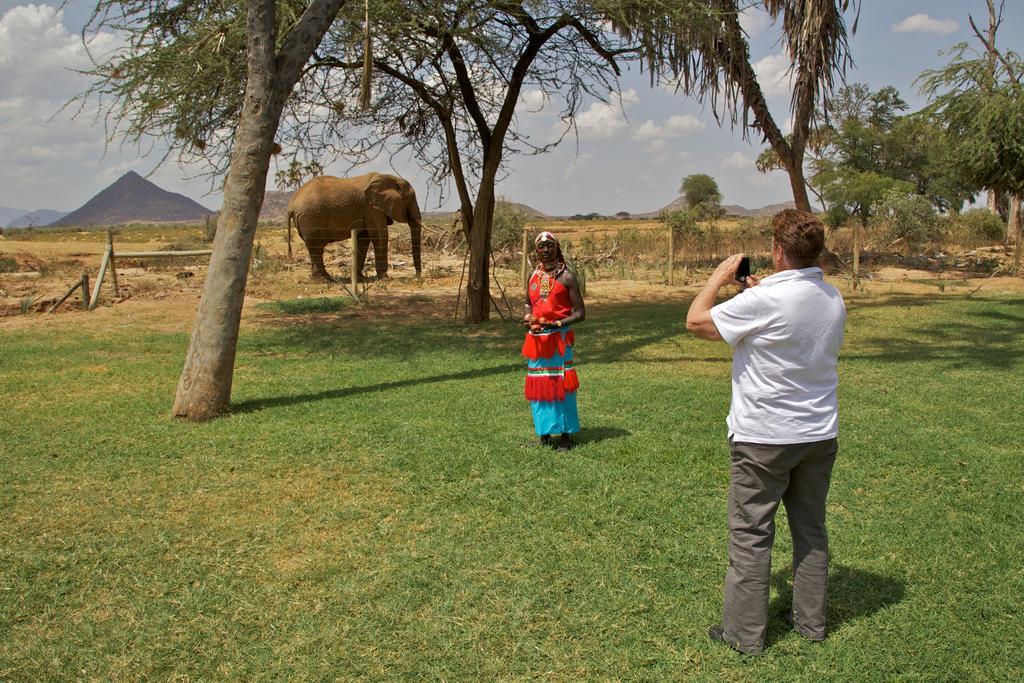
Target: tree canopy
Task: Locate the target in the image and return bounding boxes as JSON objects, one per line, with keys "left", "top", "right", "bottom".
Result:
{"left": 679, "top": 173, "right": 723, "bottom": 219}
{"left": 611, "top": 0, "right": 861, "bottom": 212}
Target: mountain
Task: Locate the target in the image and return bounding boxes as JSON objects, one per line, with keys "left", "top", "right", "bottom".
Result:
{"left": 50, "top": 171, "right": 212, "bottom": 226}
{"left": 258, "top": 190, "right": 294, "bottom": 222}
{"left": 7, "top": 209, "right": 69, "bottom": 228}
{"left": 507, "top": 201, "right": 547, "bottom": 218}
{"left": 721, "top": 201, "right": 797, "bottom": 217}
{"left": 635, "top": 196, "right": 798, "bottom": 219}
{"left": 0, "top": 206, "right": 28, "bottom": 227}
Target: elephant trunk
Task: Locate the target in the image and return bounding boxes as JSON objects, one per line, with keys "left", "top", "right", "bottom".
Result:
{"left": 409, "top": 216, "right": 423, "bottom": 276}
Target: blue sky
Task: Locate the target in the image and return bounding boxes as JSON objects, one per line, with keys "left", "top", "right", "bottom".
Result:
{"left": 0, "top": 1, "right": 1019, "bottom": 218}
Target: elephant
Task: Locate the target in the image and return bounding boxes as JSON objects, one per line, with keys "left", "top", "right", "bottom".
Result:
{"left": 286, "top": 172, "right": 423, "bottom": 282}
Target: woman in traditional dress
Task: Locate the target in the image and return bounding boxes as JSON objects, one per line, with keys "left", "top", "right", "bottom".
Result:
{"left": 522, "top": 231, "right": 586, "bottom": 450}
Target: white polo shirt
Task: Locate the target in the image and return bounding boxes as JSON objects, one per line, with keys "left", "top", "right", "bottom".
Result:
{"left": 710, "top": 267, "right": 846, "bottom": 444}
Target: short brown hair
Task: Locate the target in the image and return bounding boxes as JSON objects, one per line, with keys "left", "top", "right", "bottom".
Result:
{"left": 772, "top": 209, "right": 825, "bottom": 268}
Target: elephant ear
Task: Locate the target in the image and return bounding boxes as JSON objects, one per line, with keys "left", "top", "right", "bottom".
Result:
{"left": 365, "top": 174, "right": 408, "bottom": 224}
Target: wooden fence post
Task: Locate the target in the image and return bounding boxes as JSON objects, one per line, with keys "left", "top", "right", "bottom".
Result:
{"left": 521, "top": 227, "right": 530, "bottom": 294}
{"left": 89, "top": 244, "right": 112, "bottom": 310}
{"left": 46, "top": 280, "right": 83, "bottom": 314}
{"left": 81, "top": 273, "right": 90, "bottom": 309}
{"left": 107, "top": 228, "right": 120, "bottom": 298}
{"left": 668, "top": 227, "right": 675, "bottom": 285}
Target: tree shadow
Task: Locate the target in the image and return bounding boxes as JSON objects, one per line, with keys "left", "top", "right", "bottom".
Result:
{"left": 234, "top": 301, "right": 695, "bottom": 413}
{"left": 231, "top": 362, "right": 521, "bottom": 414}
{"left": 845, "top": 298, "right": 1024, "bottom": 371}
{"left": 765, "top": 563, "right": 905, "bottom": 647}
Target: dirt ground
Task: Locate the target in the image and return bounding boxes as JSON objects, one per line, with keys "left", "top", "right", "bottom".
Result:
{"left": 2, "top": 230, "right": 1022, "bottom": 333}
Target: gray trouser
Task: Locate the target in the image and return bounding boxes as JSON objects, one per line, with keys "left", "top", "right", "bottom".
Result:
{"left": 721, "top": 437, "right": 838, "bottom": 654}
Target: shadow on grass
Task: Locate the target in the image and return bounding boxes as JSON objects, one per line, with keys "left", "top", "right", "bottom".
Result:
{"left": 231, "top": 362, "right": 521, "bottom": 414}
{"left": 766, "top": 563, "right": 905, "bottom": 647}
{"left": 236, "top": 302, "right": 694, "bottom": 413}
{"left": 845, "top": 298, "right": 1024, "bottom": 371}
{"left": 576, "top": 426, "right": 632, "bottom": 445}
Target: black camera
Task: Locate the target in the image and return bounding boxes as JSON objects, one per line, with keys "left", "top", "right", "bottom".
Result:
{"left": 736, "top": 256, "right": 751, "bottom": 282}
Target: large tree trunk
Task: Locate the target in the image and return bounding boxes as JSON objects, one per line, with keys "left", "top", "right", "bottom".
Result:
{"left": 466, "top": 176, "right": 496, "bottom": 323}
{"left": 989, "top": 188, "right": 1001, "bottom": 216}
{"left": 172, "top": 0, "right": 346, "bottom": 419}
{"left": 173, "top": 0, "right": 285, "bottom": 420}
{"left": 1006, "top": 193, "right": 1020, "bottom": 243}
{"left": 786, "top": 162, "right": 812, "bottom": 212}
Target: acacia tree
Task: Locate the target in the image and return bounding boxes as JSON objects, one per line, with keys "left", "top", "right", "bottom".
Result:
{"left": 611, "top": 0, "right": 860, "bottom": 213}
{"left": 917, "top": 0, "right": 1023, "bottom": 247}
{"left": 282, "top": 0, "right": 641, "bottom": 322}
{"left": 81, "top": 0, "right": 350, "bottom": 420}
{"left": 680, "top": 173, "right": 724, "bottom": 218}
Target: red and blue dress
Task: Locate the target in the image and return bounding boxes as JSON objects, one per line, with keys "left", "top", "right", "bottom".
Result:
{"left": 522, "top": 267, "right": 580, "bottom": 436}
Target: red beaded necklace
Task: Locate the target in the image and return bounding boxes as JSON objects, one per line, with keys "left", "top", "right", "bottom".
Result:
{"left": 536, "top": 262, "right": 564, "bottom": 298}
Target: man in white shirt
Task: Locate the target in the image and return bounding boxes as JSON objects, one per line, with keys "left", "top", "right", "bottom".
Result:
{"left": 686, "top": 210, "right": 847, "bottom": 655}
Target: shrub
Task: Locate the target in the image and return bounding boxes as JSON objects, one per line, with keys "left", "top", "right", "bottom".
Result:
{"left": 491, "top": 199, "right": 528, "bottom": 250}
{"left": 947, "top": 209, "right": 1006, "bottom": 245}
{"left": 875, "top": 191, "right": 941, "bottom": 249}
{"left": 0, "top": 256, "right": 17, "bottom": 273}
{"left": 661, "top": 208, "right": 702, "bottom": 237}
{"left": 258, "top": 296, "right": 352, "bottom": 314}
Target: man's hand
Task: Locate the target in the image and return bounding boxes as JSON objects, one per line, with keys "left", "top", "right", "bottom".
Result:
{"left": 710, "top": 254, "right": 748, "bottom": 289}
{"left": 686, "top": 254, "right": 751, "bottom": 341}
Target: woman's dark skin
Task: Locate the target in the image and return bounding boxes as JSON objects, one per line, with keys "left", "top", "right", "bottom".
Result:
{"left": 522, "top": 239, "right": 586, "bottom": 328}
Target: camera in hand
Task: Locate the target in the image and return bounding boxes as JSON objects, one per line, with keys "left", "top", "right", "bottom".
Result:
{"left": 736, "top": 256, "right": 751, "bottom": 282}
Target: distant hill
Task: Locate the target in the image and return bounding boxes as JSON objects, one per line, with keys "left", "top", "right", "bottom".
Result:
{"left": 0, "top": 206, "right": 28, "bottom": 227}
{"left": 51, "top": 171, "right": 212, "bottom": 226}
{"left": 7, "top": 209, "right": 69, "bottom": 228}
{"left": 507, "top": 201, "right": 547, "bottom": 218}
{"left": 721, "top": 201, "right": 797, "bottom": 217}
{"left": 258, "top": 190, "right": 294, "bottom": 223}
{"left": 634, "top": 196, "right": 798, "bottom": 219}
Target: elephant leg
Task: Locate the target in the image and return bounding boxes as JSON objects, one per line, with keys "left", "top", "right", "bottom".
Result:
{"left": 307, "top": 241, "right": 331, "bottom": 282}
{"left": 372, "top": 233, "right": 389, "bottom": 279}
{"left": 355, "top": 231, "right": 372, "bottom": 282}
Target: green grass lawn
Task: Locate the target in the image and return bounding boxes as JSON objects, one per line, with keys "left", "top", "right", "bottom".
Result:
{"left": 2, "top": 292, "right": 1022, "bottom": 680}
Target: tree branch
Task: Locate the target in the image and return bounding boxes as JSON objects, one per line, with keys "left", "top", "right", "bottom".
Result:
{"left": 968, "top": 12, "right": 1020, "bottom": 84}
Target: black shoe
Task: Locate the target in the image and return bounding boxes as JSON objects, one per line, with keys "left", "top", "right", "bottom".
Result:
{"left": 556, "top": 434, "right": 573, "bottom": 451}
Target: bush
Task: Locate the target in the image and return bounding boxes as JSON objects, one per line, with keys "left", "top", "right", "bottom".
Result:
{"left": 491, "top": 199, "right": 528, "bottom": 250}
{"left": 875, "top": 191, "right": 941, "bottom": 249}
{"left": 661, "top": 208, "right": 702, "bottom": 237}
{"left": 947, "top": 209, "right": 1006, "bottom": 245}
{"left": 0, "top": 256, "right": 17, "bottom": 273}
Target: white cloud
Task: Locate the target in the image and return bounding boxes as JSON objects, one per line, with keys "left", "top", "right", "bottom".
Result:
{"left": 644, "top": 139, "right": 667, "bottom": 154}
{"left": 632, "top": 120, "right": 662, "bottom": 142}
{"left": 739, "top": 6, "right": 773, "bottom": 39}
{"left": 618, "top": 89, "right": 639, "bottom": 104}
{"left": 664, "top": 114, "right": 705, "bottom": 135}
{"left": 631, "top": 114, "right": 704, "bottom": 143}
{"left": 518, "top": 89, "right": 546, "bottom": 112}
{"left": 753, "top": 52, "right": 792, "bottom": 98}
{"left": 573, "top": 90, "right": 638, "bottom": 139}
{"left": 892, "top": 14, "right": 958, "bottom": 35}
{"left": 721, "top": 152, "right": 753, "bottom": 170}
{"left": 0, "top": 5, "right": 119, "bottom": 97}
{"left": 0, "top": 4, "right": 159, "bottom": 211}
